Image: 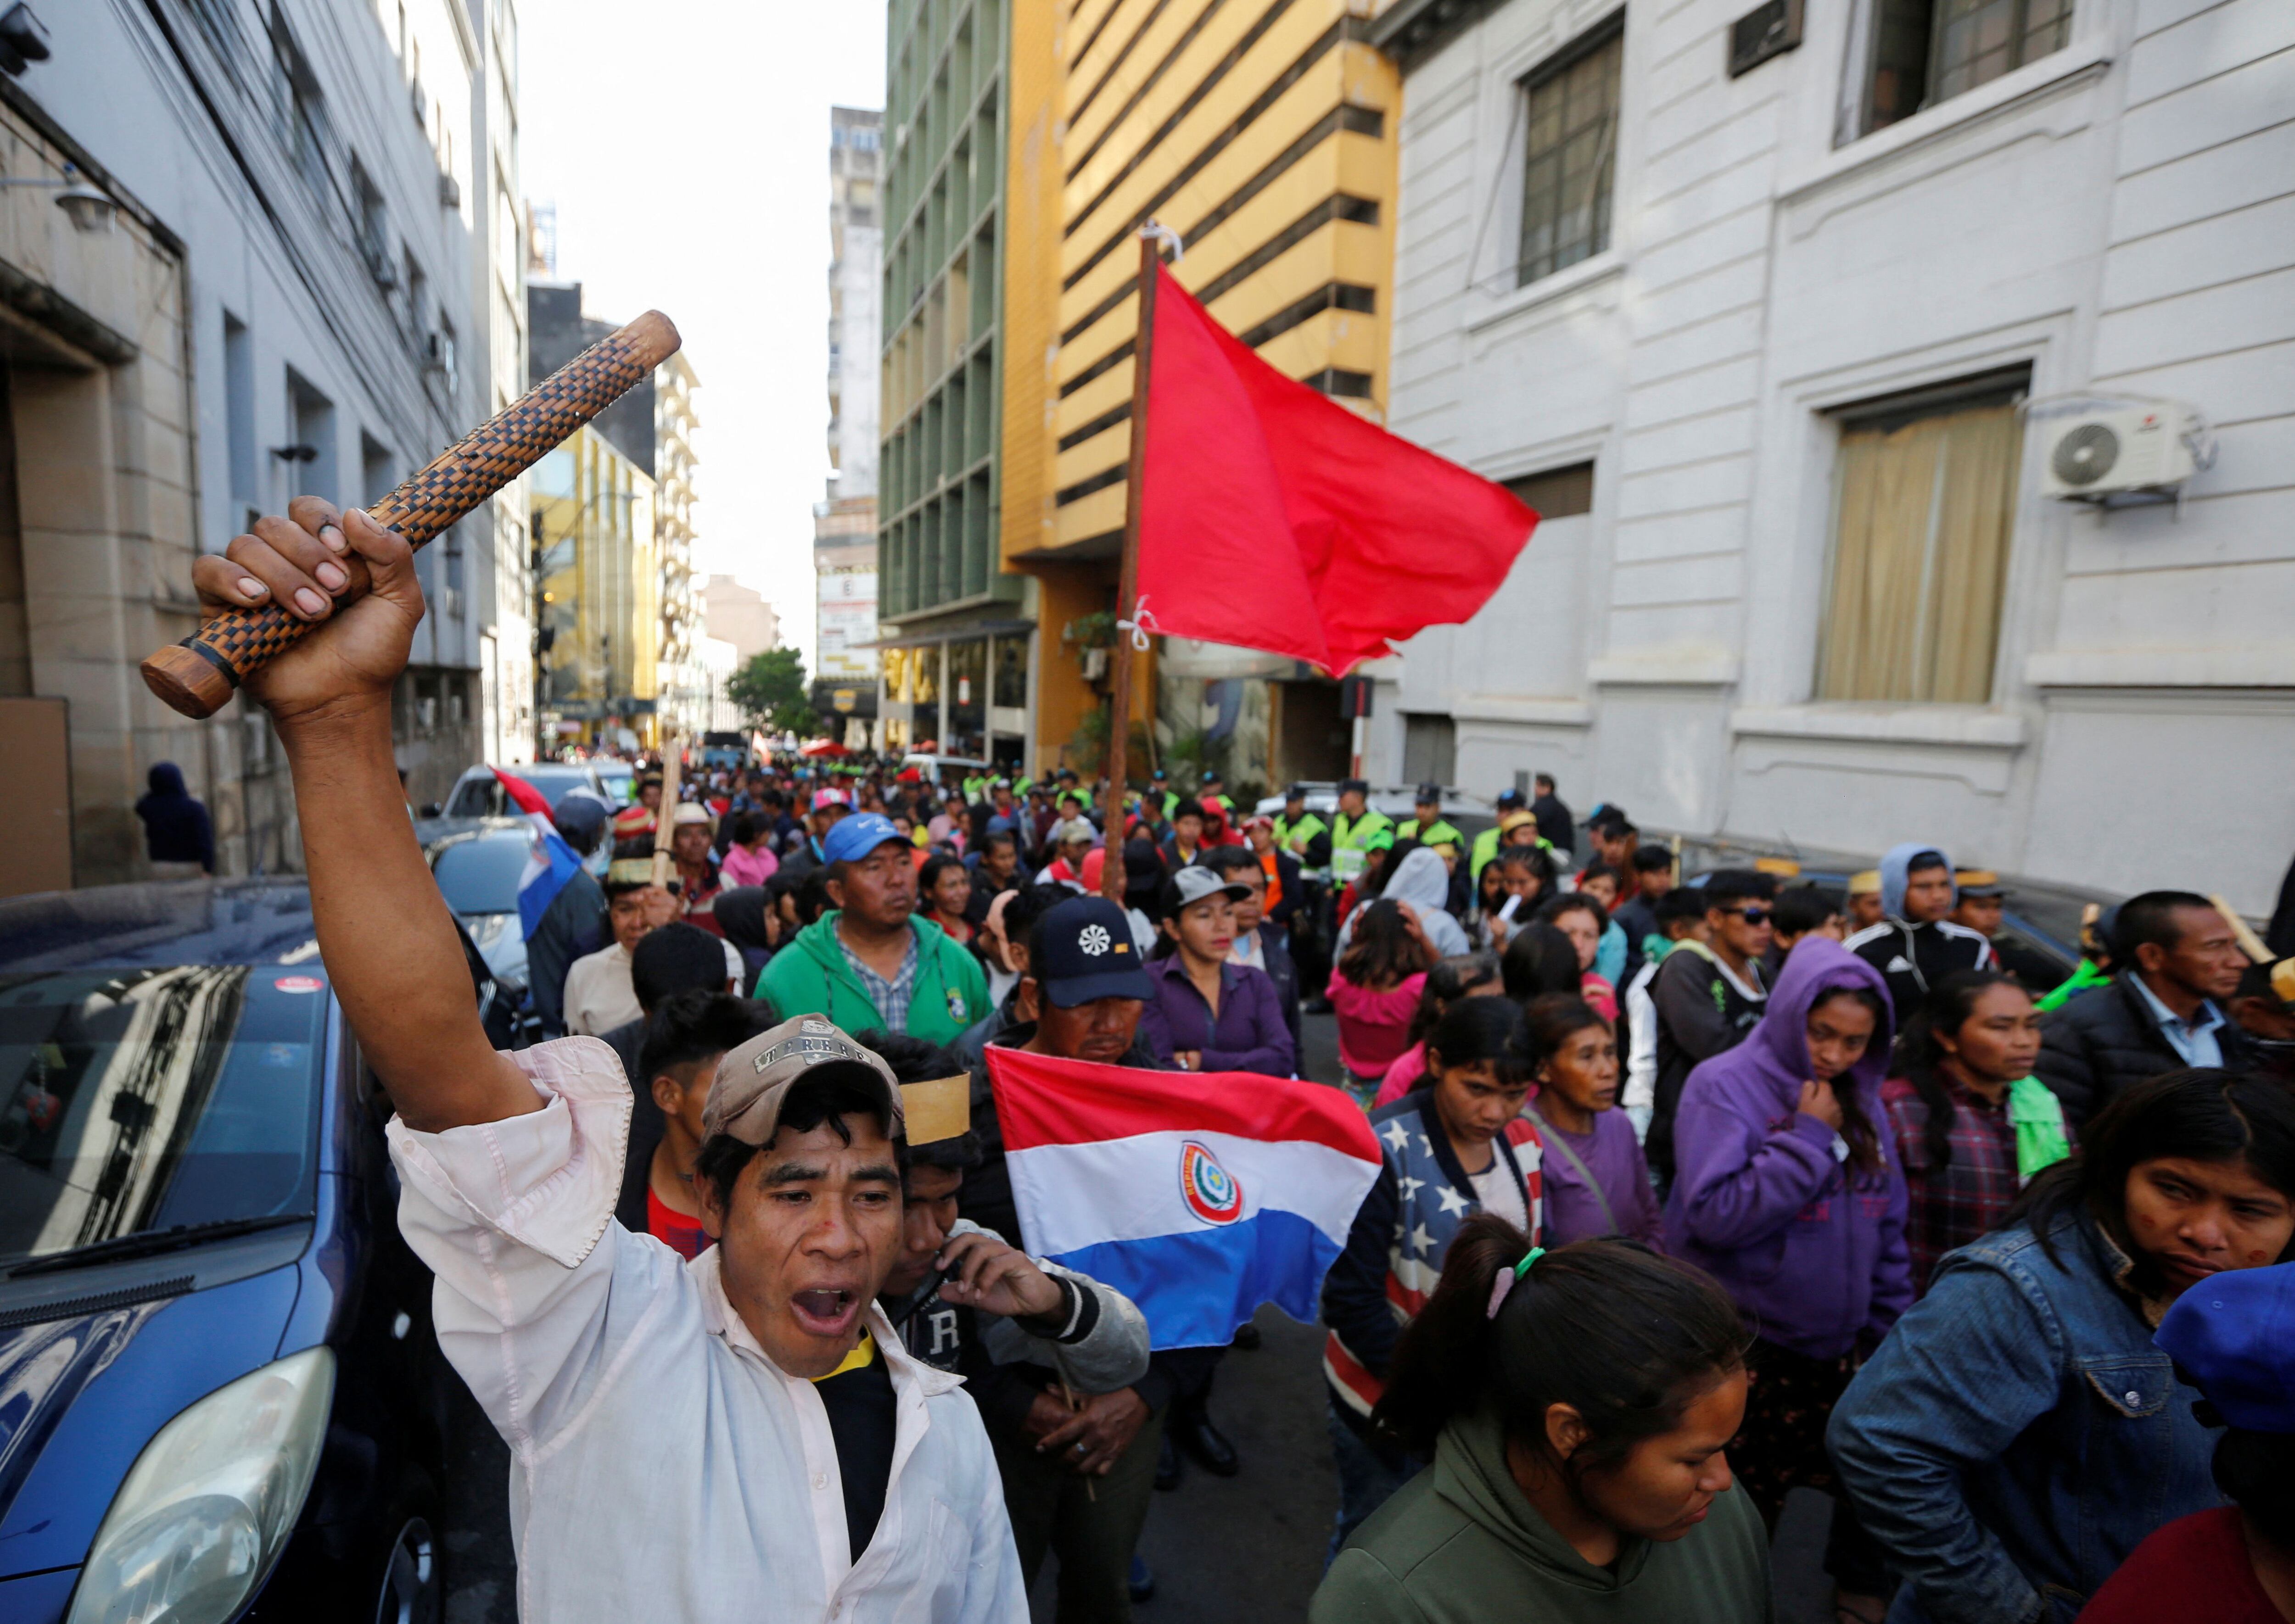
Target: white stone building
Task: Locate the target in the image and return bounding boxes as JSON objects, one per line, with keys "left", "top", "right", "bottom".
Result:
{"left": 1366, "top": 0, "right": 2295, "bottom": 910}
{"left": 10, "top": 0, "right": 525, "bottom": 886}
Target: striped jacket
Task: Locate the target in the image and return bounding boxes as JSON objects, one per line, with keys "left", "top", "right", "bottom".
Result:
{"left": 1321, "top": 1093, "right": 1542, "bottom": 1422}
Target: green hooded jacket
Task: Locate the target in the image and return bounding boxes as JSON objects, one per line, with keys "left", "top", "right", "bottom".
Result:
{"left": 1311, "top": 1407, "right": 1770, "bottom": 1624}
{"left": 756, "top": 911, "right": 990, "bottom": 1047}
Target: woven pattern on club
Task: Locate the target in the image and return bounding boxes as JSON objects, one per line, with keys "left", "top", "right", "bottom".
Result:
{"left": 368, "top": 333, "right": 650, "bottom": 545}
{"left": 184, "top": 326, "right": 653, "bottom": 680}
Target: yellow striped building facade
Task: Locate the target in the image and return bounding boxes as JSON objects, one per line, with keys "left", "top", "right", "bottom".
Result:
{"left": 1006, "top": 0, "right": 1401, "bottom": 779}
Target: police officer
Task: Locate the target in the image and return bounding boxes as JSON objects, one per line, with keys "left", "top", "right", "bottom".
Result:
{"left": 1272, "top": 783, "right": 1328, "bottom": 858}
{"left": 1468, "top": 786, "right": 1526, "bottom": 882}
{"left": 1328, "top": 779, "right": 1394, "bottom": 891}
{"left": 1397, "top": 783, "right": 1463, "bottom": 855}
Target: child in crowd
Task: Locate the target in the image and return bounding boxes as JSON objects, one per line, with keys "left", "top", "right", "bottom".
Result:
{"left": 1665, "top": 938, "right": 1908, "bottom": 1624}
{"left": 1537, "top": 893, "right": 1618, "bottom": 1022}
{"left": 1831, "top": 1069, "right": 2295, "bottom": 1622}
{"left": 1327, "top": 899, "right": 1435, "bottom": 1104}
{"left": 1882, "top": 970, "right": 2069, "bottom": 1293}
{"left": 1374, "top": 952, "right": 1504, "bottom": 1106}
{"left": 1323, "top": 999, "right": 1541, "bottom": 1553}
{"left": 1520, "top": 995, "right": 1662, "bottom": 1246}
{"left": 1574, "top": 863, "right": 1632, "bottom": 985}
{"left": 1314, "top": 1223, "right": 1769, "bottom": 1623}
{"left": 1769, "top": 885, "right": 1844, "bottom": 956}
{"left": 633, "top": 991, "right": 771, "bottom": 1260}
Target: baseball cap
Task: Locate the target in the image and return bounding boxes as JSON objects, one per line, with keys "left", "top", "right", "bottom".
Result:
{"left": 705, "top": 1014, "right": 904, "bottom": 1147}
{"left": 1338, "top": 777, "right": 1369, "bottom": 797}
{"left": 1284, "top": 782, "right": 1308, "bottom": 801}
{"left": 551, "top": 793, "right": 608, "bottom": 845}
{"left": 1165, "top": 866, "right": 1249, "bottom": 913}
{"left": 810, "top": 787, "right": 853, "bottom": 813}
{"left": 2156, "top": 1261, "right": 2295, "bottom": 1434}
{"left": 1847, "top": 869, "right": 1881, "bottom": 897}
{"left": 1152, "top": 769, "right": 1168, "bottom": 781}
{"left": 1496, "top": 786, "right": 1525, "bottom": 808}
{"left": 822, "top": 811, "right": 908, "bottom": 866}
{"left": 1033, "top": 896, "right": 1154, "bottom": 1007}
{"left": 1051, "top": 816, "right": 1097, "bottom": 847}
{"left": 1415, "top": 782, "right": 1442, "bottom": 804}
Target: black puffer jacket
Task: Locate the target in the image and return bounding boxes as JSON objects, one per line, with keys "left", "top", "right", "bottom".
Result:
{"left": 2036, "top": 973, "right": 2253, "bottom": 1128}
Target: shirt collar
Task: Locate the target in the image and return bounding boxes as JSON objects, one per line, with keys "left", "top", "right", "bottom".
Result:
{"left": 2130, "top": 974, "right": 2224, "bottom": 1040}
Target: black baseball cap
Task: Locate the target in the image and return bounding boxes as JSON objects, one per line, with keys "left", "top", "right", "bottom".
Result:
{"left": 1338, "top": 778, "right": 1369, "bottom": 797}
{"left": 1496, "top": 786, "right": 1525, "bottom": 808}
{"left": 1033, "top": 896, "right": 1154, "bottom": 1007}
{"left": 1415, "top": 782, "right": 1442, "bottom": 804}
{"left": 1284, "top": 782, "right": 1308, "bottom": 801}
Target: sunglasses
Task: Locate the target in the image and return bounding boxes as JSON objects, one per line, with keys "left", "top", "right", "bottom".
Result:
{"left": 1735, "top": 906, "right": 1772, "bottom": 925}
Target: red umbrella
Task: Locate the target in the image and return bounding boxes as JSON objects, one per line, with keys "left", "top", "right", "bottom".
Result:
{"left": 799, "top": 738, "right": 850, "bottom": 758}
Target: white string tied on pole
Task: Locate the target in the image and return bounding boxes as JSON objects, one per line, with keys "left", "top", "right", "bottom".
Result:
{"left": 1139, "top": 219, "right": 1184, "bottom": 262}
{"left": 1115, "top": 596, "right": 1162, "bottom": 650}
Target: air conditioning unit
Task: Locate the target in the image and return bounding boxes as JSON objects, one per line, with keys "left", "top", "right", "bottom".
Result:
{"left": 2037, "top": 402, "right": 2200, "bottom": 501}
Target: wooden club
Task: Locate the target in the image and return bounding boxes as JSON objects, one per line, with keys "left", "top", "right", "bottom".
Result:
{"left": 141, "top": 310, "right": 682, "bottom": 720}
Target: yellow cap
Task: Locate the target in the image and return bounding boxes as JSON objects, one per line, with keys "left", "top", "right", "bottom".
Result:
{"left": 1847, "top": 870, "right": 1881, "bottom": 895}
{"left": 1755, "top": 857, "right": 1801, "bottom": 877}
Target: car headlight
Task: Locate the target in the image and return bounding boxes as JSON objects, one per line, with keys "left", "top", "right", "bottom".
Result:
{"left": 464, "top": 912, "right": 510, "bottom": 951}
{"left": 69, "top": 1346, "right": 335, "bottom": 1624}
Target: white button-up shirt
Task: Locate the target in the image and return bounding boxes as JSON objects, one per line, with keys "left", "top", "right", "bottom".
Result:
{"left": 385, "top": 1038, "right": 1026, "bottom": 1622}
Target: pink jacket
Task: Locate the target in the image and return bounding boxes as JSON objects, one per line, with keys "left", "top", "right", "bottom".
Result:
{"left": 1327, "top": 970, "right": 1427, "bottom": 1079}
{"left": 1372, "top": 1041, "right": 1427, "bottom": 1108}
{"left": 720, "top": 843, "right": 779, "bottom": 889}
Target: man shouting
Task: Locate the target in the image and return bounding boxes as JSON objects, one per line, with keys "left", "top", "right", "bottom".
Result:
{"left": 193, "top": 500, "right": 1023, "bottom": 1621}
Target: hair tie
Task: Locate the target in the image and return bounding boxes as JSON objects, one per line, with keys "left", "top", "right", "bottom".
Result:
{"left": 1485, "top": 1246, "right": 1546, "bottom": 1320}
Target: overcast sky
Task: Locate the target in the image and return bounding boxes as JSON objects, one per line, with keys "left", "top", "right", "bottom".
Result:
{"left": 520, "top": 0, "right": 887, "bottom": 670}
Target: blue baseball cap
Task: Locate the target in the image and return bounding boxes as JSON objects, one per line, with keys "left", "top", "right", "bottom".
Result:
{"left": 822, "top": 812, "right": 907, "bottom": 867}
{"left": 2157, "top": 1260, "right": 2295, "bottom": 1434}
{"left": 1033, "top": 896, "right": 1154, "bottom": 1007}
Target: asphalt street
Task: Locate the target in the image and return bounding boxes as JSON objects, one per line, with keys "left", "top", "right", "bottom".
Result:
{"left": 438, "top": 1008, "right": 1838, "bottom": 1623}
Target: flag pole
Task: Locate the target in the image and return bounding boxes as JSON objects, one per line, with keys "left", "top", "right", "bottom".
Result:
{"left": 1101, "top": 224, "right": 1162, "bottom": 905}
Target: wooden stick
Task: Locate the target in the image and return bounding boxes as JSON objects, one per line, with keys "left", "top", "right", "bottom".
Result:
{"left": 653, "top": 733, "right": 683, "bottom": 889}
{"left": 2212, "top": 894, "right": 2271, "bottom": 963}
{"left": 143, "top": 311, "right": 682, "bottom": 720}
{"left": 1099, "top": 227, "right": 1162, "bottom": 904}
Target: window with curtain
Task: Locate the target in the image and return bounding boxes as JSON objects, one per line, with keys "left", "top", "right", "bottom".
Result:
{"left": 1847, "top": 0, "right": 2074, "bottom": 139}
{"left": 1517, "top": 18, "right": 1624, "bottom": 288}
{"left": 1815, "top": 378, "right": 2027, "bottom": 704}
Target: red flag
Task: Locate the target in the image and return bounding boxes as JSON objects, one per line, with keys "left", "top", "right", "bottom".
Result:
{"left": 1136, "top": 264, "right": 1537, "bottom": 674}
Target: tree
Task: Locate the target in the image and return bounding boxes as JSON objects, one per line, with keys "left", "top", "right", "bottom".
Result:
{"left": 728, "top": 647, "right": 817, "bottom": 737}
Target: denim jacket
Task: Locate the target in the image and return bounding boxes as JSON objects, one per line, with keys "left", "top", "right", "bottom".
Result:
{"left": 1826, "top": 1213, "right": 2222, "bottom": 1624}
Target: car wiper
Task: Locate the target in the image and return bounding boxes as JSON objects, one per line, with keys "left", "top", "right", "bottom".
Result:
{"left": 8, "top": 1212, "right": 315, "bottom": 1278}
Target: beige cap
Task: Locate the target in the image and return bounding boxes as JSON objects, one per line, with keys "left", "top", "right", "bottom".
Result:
{"left": 1847, "top": 869, "right": 1881, "bottom": 896}
{"left": 704, "top": 1014, "right": 903, "bottom": 1147}
{"left": 672, "top": 802, "right": 714, "bottom": 827}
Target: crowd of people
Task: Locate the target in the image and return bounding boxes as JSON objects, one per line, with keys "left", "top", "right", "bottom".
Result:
{"left": 195, "top": 498, "right": 2295, "bottom": 1624}
{"left": 499, "top": 737, "right": 2295, "bottom": 1623}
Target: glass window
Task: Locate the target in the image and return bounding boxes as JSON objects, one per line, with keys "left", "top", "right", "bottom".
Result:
{"left": 1815, "top": 382, "right": 2026, "bottom": 703}
{"left": 1517, "top": 24, "right": 1623, "bottom": 288}
{"left": 0, "top": 969, "right": 325, "bottom": 1268}
{"left": 1852, "top": 0, "right": 2073, "bottom": 138}
{"left": 431, "top": 835, "right": 535, "bottom": 915}
{"left": 993, "top": 634, "right": 1028, "bottom": 709}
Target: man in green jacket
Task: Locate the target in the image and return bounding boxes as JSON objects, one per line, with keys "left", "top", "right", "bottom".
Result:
{"left": 1272, "top": 782, "right": 1328, "bottom": 858}
{"left": 757, "top": 811, "right": 988, "bottom": 1045}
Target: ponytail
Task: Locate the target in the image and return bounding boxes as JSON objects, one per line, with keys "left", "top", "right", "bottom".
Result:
{"left": 1372, "top": 1216, "right": 1749, "bottom": 1473}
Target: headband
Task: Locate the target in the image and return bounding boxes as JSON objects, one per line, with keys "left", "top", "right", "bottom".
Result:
{"left": 1486, "top": 1246, "right": 1546, "bottom": 1320}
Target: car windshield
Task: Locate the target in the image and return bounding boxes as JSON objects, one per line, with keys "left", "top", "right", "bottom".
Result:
{"left": 595, "top": 769, "right": 633, "bottom": 805}
{"left": 433, "top": 836, "right": 532, "bottom": 915}
{"left": 507, "top": 765, "right": 593, "bottom": 802}
{"left": 0, "top": 968, "right": 326, "bottom": 1269}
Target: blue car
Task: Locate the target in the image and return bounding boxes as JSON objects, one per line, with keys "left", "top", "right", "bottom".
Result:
{"left": 0, "top": 881, "right": 447, "bottom": 1623}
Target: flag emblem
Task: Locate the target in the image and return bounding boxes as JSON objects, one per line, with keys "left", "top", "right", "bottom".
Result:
{"left": 1179, "top": 1141, "right": 1243, "bottom": 1226}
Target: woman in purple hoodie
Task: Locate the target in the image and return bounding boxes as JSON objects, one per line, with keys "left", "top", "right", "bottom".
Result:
{"left": 1664, "top": 937, "right": 1909, "bottom": 1624}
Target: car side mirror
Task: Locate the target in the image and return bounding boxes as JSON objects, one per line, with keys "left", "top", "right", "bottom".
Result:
{"left": 420, "top": 802, "right": 443, "bottom": 818}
